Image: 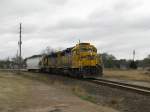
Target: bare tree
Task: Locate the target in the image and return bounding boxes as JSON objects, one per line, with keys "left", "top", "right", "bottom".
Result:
{"left": 41, "top": 46, "right": 55, "bottom": 55}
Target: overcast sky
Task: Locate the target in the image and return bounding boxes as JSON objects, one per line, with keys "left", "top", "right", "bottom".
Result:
{"left": 0, "top": 0, "right": 150, "bottom": 60}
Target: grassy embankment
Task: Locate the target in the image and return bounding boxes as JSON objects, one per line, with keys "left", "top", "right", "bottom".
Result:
{"left": 104, "top": 69, "right": 150, "bottom": 81}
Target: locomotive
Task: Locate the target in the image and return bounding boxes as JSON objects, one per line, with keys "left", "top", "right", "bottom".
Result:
{"left": 26, "top": 43, "right": 103, "bottom": 78}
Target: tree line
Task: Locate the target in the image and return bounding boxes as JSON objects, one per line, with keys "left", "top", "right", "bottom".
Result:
{"left": 0, "top": 55, "right": 24, "bottom": 69}
{"left": 101, "top": 53, "right": 150, "bottom": 69}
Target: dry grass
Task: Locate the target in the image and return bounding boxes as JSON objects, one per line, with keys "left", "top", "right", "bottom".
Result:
{"left": 0, "top": 71, "right": 31, "bottom": 111}
{"left": 0, "top": 71, "right": 117, "bottom": 112}
{"left": 72, "top": 86, "right": 97, "bottom": 103}
{"left": 104, "top": 69, "right": 150, "bottom": 81}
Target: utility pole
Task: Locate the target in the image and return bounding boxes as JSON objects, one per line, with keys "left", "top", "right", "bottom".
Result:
{"left": 18, "top": 23, "right": 22, "bottom": 70}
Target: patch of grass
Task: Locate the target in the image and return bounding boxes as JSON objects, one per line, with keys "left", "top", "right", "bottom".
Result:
{"left": 72, "top": 86, "right": 97, "bottom": 103}
{"left": 0, "top": 71, "right": 32, "bottom": 111}
{"left": 104, "top": 69, "right": 150, "bottom": 81}
{"left": 72, "top": 85, "right": 123, "bottom": 109}
{"left": 107, "top": 97, "right": 124, "bottom": 109}
{"left": 109, "top": 98, "right": 119, "bottom": 107}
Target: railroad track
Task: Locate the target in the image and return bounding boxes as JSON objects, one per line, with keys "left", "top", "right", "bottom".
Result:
{"left": 1, "top": 69, "right": 150, "bottom": 96}
{"left": 85, "top": 78, "right": 150, "bottom": 96}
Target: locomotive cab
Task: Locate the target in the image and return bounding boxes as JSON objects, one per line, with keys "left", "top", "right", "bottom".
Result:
{"left": 71, "top": 43, "right": 103, "bottom": 78}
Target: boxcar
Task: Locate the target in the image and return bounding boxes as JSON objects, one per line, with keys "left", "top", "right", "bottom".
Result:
{"left": 25, "top": 55, "right": 42, "bottom": 71}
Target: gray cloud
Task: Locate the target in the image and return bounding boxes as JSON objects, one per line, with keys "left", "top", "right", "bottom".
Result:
{"left": 46, "top": 0, "right": 68, "bottom": 5}
{"left": 0, "top": 0, "right": 149, "bottom": 59}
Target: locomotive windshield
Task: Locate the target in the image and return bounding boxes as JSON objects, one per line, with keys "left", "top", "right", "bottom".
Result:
{"left": 79, "top": 47, "right": 97, "bottom": 52}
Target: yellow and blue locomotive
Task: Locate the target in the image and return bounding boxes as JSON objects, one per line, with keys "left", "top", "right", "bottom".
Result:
{"left": 39, "top": 43, "right": 103, "bottom": 78}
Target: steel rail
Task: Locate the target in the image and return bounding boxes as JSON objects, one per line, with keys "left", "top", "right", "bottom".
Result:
{"left": 85, "top": 78, "right": 150, "bottom": 96}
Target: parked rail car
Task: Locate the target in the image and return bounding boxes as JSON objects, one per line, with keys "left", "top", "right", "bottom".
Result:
{"left": 40, "top": 43, "right": 103, "bottom": 78}
{"left": 25, "top": 55, "right": 42, "bottom": 72}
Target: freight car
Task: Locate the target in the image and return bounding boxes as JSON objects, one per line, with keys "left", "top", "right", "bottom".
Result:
{"left": 39, "top": 42, "right": 103, "bottom": 78}
{"left": 25, "top": 55, "right": 42, "bottom": 72}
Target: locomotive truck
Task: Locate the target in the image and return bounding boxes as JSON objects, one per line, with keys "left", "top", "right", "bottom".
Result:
{"left": 26, "top": 43, "right": 103, "bottom": 78}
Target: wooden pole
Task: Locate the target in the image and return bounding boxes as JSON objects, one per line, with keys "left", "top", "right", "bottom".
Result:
{"left": 19, "top": 23, "right": 22, "bottom": 71}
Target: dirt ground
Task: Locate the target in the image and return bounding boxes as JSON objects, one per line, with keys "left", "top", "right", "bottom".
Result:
{"left": 104, "top": 69, "right": 150, "bottom": 82}
{"left": 0, "top": 71, "right": 117, "bottom": 112}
